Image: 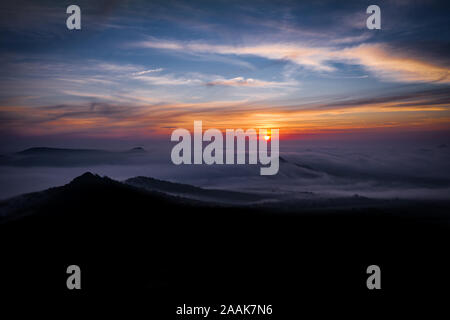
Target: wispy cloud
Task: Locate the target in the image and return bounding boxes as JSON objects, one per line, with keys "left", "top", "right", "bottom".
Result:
{"left": 131, "top": 68, "right": 164, "bottom": 76}
{"left": 132, "top": 73, "right": 204, "bottom": 86}
{"left": 135, "top": 40, "right": 450, "bottom": 83}
{"left": 206, "top": 76, "right": 297, "bottom": 88}
{"left": 1, "top": 86, "right": 448, "bottom": 138}
{"left": 339, "top": 44, "right": 450, "bottom": 83}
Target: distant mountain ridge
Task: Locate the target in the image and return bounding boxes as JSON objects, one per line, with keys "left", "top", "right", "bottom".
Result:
{"left": 18, "top": 147, "right": 110, "bottom": 154}
{"left": 0, "top": 147, "right": 148, "bottom": 167}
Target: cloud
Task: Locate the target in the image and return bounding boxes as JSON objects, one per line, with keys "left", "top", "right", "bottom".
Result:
{"left": 339, "top": 44, "right": 450, "bottom": 83}
{"left": 131, "top": 68, "right": 164, "bottom": 76}
{"left": 135, "top": 40, "right": 450, "bottom": 83}
{"left": 137, "top": 40, "right": 333, "bottom": 71}
{"left": 206, "top": 77, "right": 296, "bottom": 88}
{"left": 1, "top": 84, "right": 448, "bottom": 139}
{"left": 132, "top": 73, "right": 203, "bottom": 86}
{"left": 317, "top": 88, "right": 450, "bottom": 110}
{"left": 329, "top": 34, "right": 372, "bottom": 45}
{"left": 131, "top": 72, "right": 297, "bottom": 89}
{"left": 96, "top": 63, "right": 140, "bottom": 73}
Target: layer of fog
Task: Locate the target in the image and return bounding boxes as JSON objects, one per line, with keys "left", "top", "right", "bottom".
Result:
{"left": 0, "top": 143, "right": 449, "bottom": 201}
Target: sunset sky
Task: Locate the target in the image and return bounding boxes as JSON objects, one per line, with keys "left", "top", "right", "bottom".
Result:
{"left": 0, "top": 0, "right": 449, "bottom": 149}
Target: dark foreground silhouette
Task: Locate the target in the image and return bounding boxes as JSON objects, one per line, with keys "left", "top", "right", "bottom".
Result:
{"left": 1, "top": 172, "right": 449, "bottom": 316}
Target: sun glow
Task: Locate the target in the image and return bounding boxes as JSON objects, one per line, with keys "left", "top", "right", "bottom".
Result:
{"left": 264, "top": 135, "right": 271, "bottom": 141}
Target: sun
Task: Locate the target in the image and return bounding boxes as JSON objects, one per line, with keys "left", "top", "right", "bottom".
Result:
{"left": 264, "top": 135, "right": 271, "bottom": 141}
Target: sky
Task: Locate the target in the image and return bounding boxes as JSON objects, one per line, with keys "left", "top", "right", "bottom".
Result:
{"left": 0, "top": 0, "right": 449, "bottom": 150}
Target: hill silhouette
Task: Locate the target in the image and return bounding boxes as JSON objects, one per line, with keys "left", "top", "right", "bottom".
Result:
{"left": 125, "top": 176, "right": 269, "bottom": 204}
{"left": 0, "top": 172, "right": 449, "bottom": 313}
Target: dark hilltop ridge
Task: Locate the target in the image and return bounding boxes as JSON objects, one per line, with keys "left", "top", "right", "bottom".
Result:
{"left": 1, "top": 171, "right": 449, "bottom": 310}
{"left": 1, "top": 171, "right": 448, "bottom": 221}
{"left": 0, "top": 172, "right": 202, "bottom": 223}
{"left": 125, "top": 176, "right": 270, "bottom": 204}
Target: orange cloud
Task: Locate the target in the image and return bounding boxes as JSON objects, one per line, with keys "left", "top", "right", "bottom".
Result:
{"left": 2, "top": 91, "right": 449, "bottom": 139}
